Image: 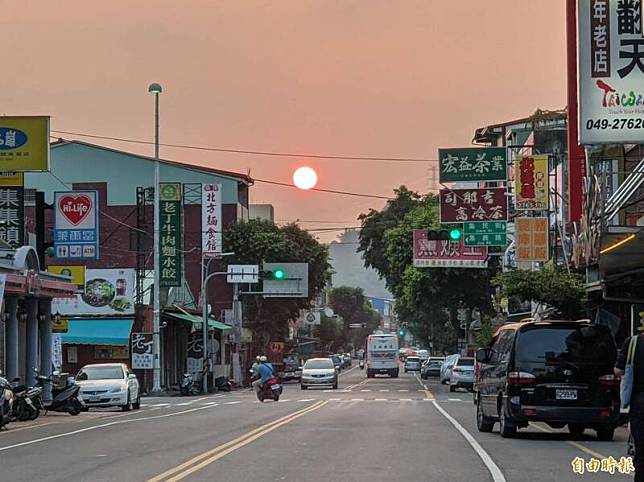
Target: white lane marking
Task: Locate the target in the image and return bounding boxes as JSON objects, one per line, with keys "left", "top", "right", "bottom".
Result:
{"left": 150, "top": 403, "right": 170, "bottom": 407}
{"left": 379, "top": 389, "right": 390, "bottom": 392}
{"left": 298, "top": 399, "right": 314, "bottom": 402}
{"left": 0, "top": 404, "right": 220, "bottom": 453}
{"left": 340, "top": 390, "right": 352, "bottom": 393}
{"left": 280, "top": 399, "right": 291, "bottom": 402}
{"left": 431, "top": 401, "right": 506, "bottom": 482}
{"left": 448, "top": 398, "right": 462, "bottom": 402}
{"left": 424, "top": 398, "right": 435, "bottom": 401}
{"left": 323, "top": 390, "right": 334, "bottom": 393}
{"left": 350, "top": 398, "right": 364, "bottom": 402}
{"left": 202, "top": 402, "right": 218, "bottom": 406}
{"left": 360, "top": 389, "right": 371, "bottom": 392}
{"left": 400, "top": 398, "right": 412, "bottom": 401}
{"left": 375, "top": 398, "right": 387, "bottom": 401}
{"left": 398, "top": 390, "right": 409, "bottom": 392}
{"left": 329, "top": 398, "right": 341, "bottom": 401}
{"left": 224, "top": 401, "right": 241, "bottom": 405}
{"left": 176, "top": 402, "right": 194, "bottom": 406}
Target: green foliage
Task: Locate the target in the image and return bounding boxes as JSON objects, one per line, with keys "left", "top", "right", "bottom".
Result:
{"left": 328, "top": 286, "right": 381, "bottom": 350}
{"left": 493, "top": 264, "right": 586, "bottom": 319}
{"left": 223, "top": 219, "right": 331, "bottom": 347}
{"left": 475, "top": 317, "right": 495, "bottom": 348}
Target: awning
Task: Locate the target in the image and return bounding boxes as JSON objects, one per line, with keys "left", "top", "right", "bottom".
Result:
{"left": 165, "top": 312, "right": 232, "bottom": 331}
{"left": 61, "top": 319, "right": 134, "bottom": 346}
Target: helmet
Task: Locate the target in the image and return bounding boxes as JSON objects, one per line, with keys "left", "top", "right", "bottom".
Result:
{"left": 259, "top": 355, "right": 268, "bottom": 362}
{"left": 255, "top": 356, "right": 261, "bottom": 362}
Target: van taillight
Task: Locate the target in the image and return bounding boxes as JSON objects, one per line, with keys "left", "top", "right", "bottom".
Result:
{"left": 508, "top": 371, "right": 536, "bottom": 385}
{"left": 598, "top": 374, "right": 620, "bottom": 388}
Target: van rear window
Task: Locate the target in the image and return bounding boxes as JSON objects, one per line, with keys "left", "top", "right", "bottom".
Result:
{"left": 515, "top": 326, "right": 616, "bottom": 365}
{"left": 457, "top": 358, "right": 474, "bottom": 366}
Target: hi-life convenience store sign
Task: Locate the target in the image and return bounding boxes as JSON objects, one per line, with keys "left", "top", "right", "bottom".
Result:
{"left": 578, "top": 0, "right": 644, "bottom": 144}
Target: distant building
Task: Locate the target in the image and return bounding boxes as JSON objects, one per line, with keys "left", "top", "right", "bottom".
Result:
{"left": 249, "top": 204, "right": 275, "bottom": 222}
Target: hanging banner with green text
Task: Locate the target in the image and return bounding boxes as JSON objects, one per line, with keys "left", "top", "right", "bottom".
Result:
{"left": 438, "top": 147, "right": 507, "bottom": 183}
{"left": 159, "top": 183, "right": 182, "bottom": 287}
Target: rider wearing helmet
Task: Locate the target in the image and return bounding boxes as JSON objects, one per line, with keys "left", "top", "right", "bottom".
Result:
{"left": 252, "top": 355, "right": 275, "bottom": 394}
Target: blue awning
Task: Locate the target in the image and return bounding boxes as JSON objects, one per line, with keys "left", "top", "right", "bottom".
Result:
{"left": 61, "top": 319, "right": 134, "bottom": 346}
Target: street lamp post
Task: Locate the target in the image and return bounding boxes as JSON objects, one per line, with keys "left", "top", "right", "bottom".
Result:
{"left": 149, "top": 82, "right": 162, "bottom": 393}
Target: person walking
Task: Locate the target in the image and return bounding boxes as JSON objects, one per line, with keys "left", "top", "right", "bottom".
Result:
{"left": 616, "top": 332, "right": 644, "bottom": 481}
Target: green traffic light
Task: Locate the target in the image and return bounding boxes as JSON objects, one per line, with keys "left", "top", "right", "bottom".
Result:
{"left": 449, "top": 228, "right": 462, "bottom": 241}
{"left": 398, "top": 330, "right": 405, "bottom": 337}
{"left": 273, "top": 268, "right": 285, "bottom": 280}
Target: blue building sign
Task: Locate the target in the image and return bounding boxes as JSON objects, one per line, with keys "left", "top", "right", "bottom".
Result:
{"left": 53, "top": 190, "right": 99, "bottom": 259}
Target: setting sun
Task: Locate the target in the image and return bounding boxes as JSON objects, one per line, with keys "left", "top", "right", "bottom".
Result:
{"left": 292, "top": 166, "right": 318, "bottom": 190}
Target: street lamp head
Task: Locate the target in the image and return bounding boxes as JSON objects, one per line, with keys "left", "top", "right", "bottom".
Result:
{"left": 148, "top": 83, "right": 163, "bottom": 94}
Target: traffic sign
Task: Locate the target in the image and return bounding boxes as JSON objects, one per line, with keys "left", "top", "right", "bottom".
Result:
{"left": 464, "top": 221, "right": 507, "bottom": 247}
{"left": 304, "top": 311, "right": 320, "bottom": 325}
{"left": 227, "top": 265, "right": 259, "bottom": 283}
{"left": 263, "top": 262, "right": 308, "bottom": 298}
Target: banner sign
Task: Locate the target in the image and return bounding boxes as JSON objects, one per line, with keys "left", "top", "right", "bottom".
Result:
{"left": 464, "top": 221, "right": 507, "bottom": 247}
{"left": 159, "top": 183, "right": 182, "bottom": 287}
{"left": 54, "top": 190, "right": 99, "bottom": 259}
{"left": 48, "top": 265, "right": 85, "bottom": 286}
{"left": 0, "top": 173, "right": 24, "bottom": 248}
{"left": 131, "top": 333, "right": 154, "bottom": 369}
{"left": 515, "top": 217, "right": 549, "bottom": 262}
{"left": 413, "top": 229, "right": 488, "bottom": 268}
{"left": 202, "top": 183, "right": 222, "bottom": 258}
{"left": 52, "top": 268, "right": 135, "bottom": 315}
{"left": 578, "top": 0, "right": 644, "bottom": 144}
{"left": 0, "top": 116, "right": 49, "bottom": 171}
{"left": 438, "top": 147, "right": 507, "bottom": 182}
{"left": 187, "top": 331, "right": 204, "bottom": 376}
{"left": 516, "top": 155, "right": 549, "bottom": 210}
{"left": 440, "top": 187, "right": 508, "bottom": 223}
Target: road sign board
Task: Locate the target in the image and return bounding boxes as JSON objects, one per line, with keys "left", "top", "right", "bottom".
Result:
{"left": 464, "top": 221, "right": 507, "bottom": 246}
{"left": 304, "top": 311, "right": 320, "bottom": 325}
{"left": 227, "top": 265, "right": 259, "bottom": 283}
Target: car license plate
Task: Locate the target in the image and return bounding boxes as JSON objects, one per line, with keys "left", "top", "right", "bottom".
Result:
{"left": 555, "top": 389, "right": 577, "bottom": 400}
{"left": 271, "top": 384, "right": 281, "bottom": 391}
{"left": 89, "top": 395, "right": 100, "bottom": 402}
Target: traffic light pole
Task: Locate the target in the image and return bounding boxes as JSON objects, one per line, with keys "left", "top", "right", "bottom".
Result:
{"left": 201, "top": 270, "right": 227, "bottom": 394}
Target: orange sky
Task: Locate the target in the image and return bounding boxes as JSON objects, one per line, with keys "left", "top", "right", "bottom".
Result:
{"left": 4, "top": 1, "right": 567, "bottom": 242}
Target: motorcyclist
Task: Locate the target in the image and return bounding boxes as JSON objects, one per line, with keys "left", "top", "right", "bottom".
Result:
{"left": 252, "top": 356, "right": 275, "bottom": 394}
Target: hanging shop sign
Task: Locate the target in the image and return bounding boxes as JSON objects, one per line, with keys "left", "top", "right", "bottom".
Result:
{"left": 440, "top": 187, "right": 508, "bottom": 223}
{"left": 0, "top": 116, "right": 49, "bottom": 171}
{"left": 515, "top": 217, "right": 549, "bottom": 262}
{"left": 0, "top": 172, "right": 24, "bottom": 248}
{"left": 159, "top": 183, "right": 182, "bottom": 287}
{"left": 413, "top": 229, "right": 488, "bottom": 268}
{"left": 131, "top": 333, "right": 154, "bottom": 369}
{"left": 515, "top": 155, "right": 549, "bottom": 210}
{"left": 438, "top": 147, "right": 507, "bottom": 183}
{"left": 578, "top": 0, "right": 644, "bottom": 143}
{"left": 463, "top": 221, "right": 507, "bottom": 247}
{"left": 54, "top": 190, "right": 99, "bottom": 259}
{"left": 47, "top": 265, "right": 86, "bottom": 286}
{"left": 202, "top": 183, "right": 222, "bottom": 258}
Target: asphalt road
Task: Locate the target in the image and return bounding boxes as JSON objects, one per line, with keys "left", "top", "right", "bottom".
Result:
{"left": 0, "top": 363, "right": 634, "bottom": 481}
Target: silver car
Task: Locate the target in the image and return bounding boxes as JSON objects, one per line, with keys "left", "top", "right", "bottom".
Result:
{"left": 301, "top": 358, "right": 338, "bottom": 389}
{"left": 404, "top": 356, "right": 422, "bottom": 372}
{"left": 449, "top": 357, "right": 475, "bottom": 392}
{"left": 76, "top": 363, "right": 141, "bottom": 411}
{"left": 440, "top": 354, "right": 459, "bottom": 384}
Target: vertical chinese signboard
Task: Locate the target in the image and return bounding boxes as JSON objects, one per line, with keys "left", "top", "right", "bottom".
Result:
{"left": 515, "top": 155, "right": 549, "bottom": 210}
{"left": 515, "top": 217, "right": 549, "bottom": 262}
{"left": 0, "top": 172, "right": 24, "bottom": 248}
{"left": 440, "top": 187, "right": 508, "bottom": 223}
{"left": 438, "top": 147, "right": 507, "bottom": 182}
{"left": 131, "top": 333, "right": 153, "bottom": 369}
{"left": 54, "top": 191, "right": 99, "bottom": 259}
{"left": 159, "top": 183, "right": 182, "bottom": 287}
{"left": 413, "top": 229, "right": 488, "bottom": 268}
{"left": 578, "top": 0, "right": 644, "bottom": 144}
{"left": 202, "top": 183, "right": 222, "bottom": 258}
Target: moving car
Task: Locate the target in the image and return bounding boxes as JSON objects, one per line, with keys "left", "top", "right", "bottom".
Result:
{"left": 76, "top": 363, "right": 140, "bottom": 411}
{"left": 449, "top": 357, "right": 474, "bottom": 392}
{"left": 475, "top": 320, "right": 619, "bottom": 440}
{"left": 301, "top": 358, "right": 338, "bottom": 389}
{"left": 367, "top": 334, "right": 399, "bottom": 378}
{"left": 342, "top": 353, "right": 352, "bottom": 368}
{"left": 417, "top": 349, "right": 430, "bottom": 363}
{"left": 404, "top": 356, "right": 422, "bottom": 372}
{"left": 440, "top": 354, "right": 459, "bottom": 384}
{"left": 332, "top": 355, "right": 343, "bottom": 371}
{"left": 421, "top": 358, "right": 444, "bottom": 379}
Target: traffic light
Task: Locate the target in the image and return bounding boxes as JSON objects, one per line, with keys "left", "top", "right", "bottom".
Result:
{"left": 398, "top": 328, "right": 406, "bottom": 337}
{"left": 261, "top": 267, "right": 286, "bottom": 280}
{"left": 427, "top": 226, "right": 462, "bottom": 242}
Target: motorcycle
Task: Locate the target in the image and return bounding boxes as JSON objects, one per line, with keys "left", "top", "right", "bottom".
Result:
{"left": 35, "top": 373, "right": 84, "bottom": 415}
{"left": 359, "top": 359, "right": 365, "bottom": 370}
{"left": 214, "top": 376, "right": 232, "bottom": 392}
{"left": 0, "top": 371, "right": 14, "bottom": 429}
{"left": 256, "top": 377, "right": 282, "bottom": 402}
{"left": 9, "top": 377, "right": 41, "bottom": 422}
{"left": 180, "top": 373, "right": 195, "bottom": 396}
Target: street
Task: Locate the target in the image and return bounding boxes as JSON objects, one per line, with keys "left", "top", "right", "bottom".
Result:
{"left": 0, "top": 365, "right": 631, "bottom": 481}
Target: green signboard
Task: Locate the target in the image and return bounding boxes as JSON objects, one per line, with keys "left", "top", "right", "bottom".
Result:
{"left": 438, "top": 147, "right": 507, "bottom": 183}
{"left": 464, "top": 221, "right": 507, "bottom": 247}
{"left": 159, "top": 183, "right": 182, "bottom": 287}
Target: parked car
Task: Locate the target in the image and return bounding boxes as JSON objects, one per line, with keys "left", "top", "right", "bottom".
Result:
{"left": 332, "top": 355, "right": 343, "bottom": 371}
{"left": 417, "top": 349, "right": 430, "bottom": 363}
{"left": 300, "top": 358, "right": 338, "bottom": 390}
{"left": 421, "top": 358, "right": 444, "bottom": 379}
{"left": 76, "top": 363, "right": 141, "bottom": 411}
{"left": 404, "top": 356, "right": 422, "bottom": 373}
{"left": 475, "top": 320, "right": 619, "bottom": 440}
{"left": 440, "top": 354, "right": 459, "bottom": 384}
{"left": 449, "top": 357, "right": 475, "bottom": 392}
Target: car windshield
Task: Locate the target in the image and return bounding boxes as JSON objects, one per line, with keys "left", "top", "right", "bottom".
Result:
{"left": 305, "top": 359, "right": 334, "bottom": 370}
{"left": 406, "top": 357, "right": 420, "bottom": 362}
{"left": 429, "top": 361, "right": 443, "bottom": 367}
{"left": 76, "top": 366, "right": 124, "bottom": 381}
{"left": 456, "top": 358, "right": 474, "bottom": 366}
{"left": 515, "top": 326, "right": 616, "bottom": 365}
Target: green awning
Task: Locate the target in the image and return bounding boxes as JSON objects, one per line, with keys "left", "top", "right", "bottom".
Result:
{"left": 61, "top": 319, "right": 134, "bottom": 346}
{"left": 165, "top": 312, "right": 232, "bottom": 331}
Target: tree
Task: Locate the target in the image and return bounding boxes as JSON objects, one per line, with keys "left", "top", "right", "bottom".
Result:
{"left": 475, "top": 317, "right": 495, "bottom": 348}
{"left": 223, "top": 219, "right": 331, "bottom": 348}
{"left": 328, "top": 286, "right": 381, "bottom": 351}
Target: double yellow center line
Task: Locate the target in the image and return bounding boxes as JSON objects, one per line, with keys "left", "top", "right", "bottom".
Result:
{"left": 147, "top": 400, "right": 328, "bottom": 482}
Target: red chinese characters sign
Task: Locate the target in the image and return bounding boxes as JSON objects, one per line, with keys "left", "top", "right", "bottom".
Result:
{"left": 439, "top": 187, "right": 508, "bottom": 223}
{"left": 413, "top": 229, "right": 488, "bottom": 268}
{"left": 202, "top": 183, "right": 222, "bottom": 258}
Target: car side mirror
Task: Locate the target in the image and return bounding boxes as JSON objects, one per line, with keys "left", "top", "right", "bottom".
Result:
{"left": 476, "top": 348, "right": 491, "bottom": 364}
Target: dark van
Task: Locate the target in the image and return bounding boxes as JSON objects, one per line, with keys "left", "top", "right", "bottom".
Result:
{"left": 475, "top": 320, "right": 620, "bottom": 440}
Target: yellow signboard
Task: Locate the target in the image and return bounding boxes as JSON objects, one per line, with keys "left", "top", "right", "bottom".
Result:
{"left": 516, "top": 155, "right": 549, "bottom": 211}
{"left": 0, "top": 172, "right": 24, "bottom": 187}
{"left": 48, "top": 265, "right": 86, "bottom": 286}
{"left": 52, "top": 317, "right": 68, "bottom": 333}
{"left": 0, "top": 116, "right": 50, "bottom": 171}
{"left": 516, "top": 217, "right": 549, "bottom": 262}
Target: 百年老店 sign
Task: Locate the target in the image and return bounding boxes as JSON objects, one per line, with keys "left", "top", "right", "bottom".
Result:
{"left": 515, "top": 155, "right": 549, "bottom": 211}
{"left": 202, "top": 183, "right": 222, "bottom": 258}
{"left": 438, "top": 147, "right": 507, "bottom": 183}
{"left": 440, "top": 187, "right": 508, "bottom": 223}
{"left": 159, "top": 183, "right": 182, "bottom": 287}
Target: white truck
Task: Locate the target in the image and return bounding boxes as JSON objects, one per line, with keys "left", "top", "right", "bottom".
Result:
{"left": 366, "top": 334, "right": 399, "bottom": 378}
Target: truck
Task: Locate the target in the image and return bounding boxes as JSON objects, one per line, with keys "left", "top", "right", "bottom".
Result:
{"left": 366, "top": 334, "right": 399, "bottom": 378}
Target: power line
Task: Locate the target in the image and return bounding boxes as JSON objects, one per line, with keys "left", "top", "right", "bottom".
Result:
{"left": 51, "top": 129, "right": 436, "bottom": 163}
{"left": 253, "top": 178, "right": 391, "bottom": 200}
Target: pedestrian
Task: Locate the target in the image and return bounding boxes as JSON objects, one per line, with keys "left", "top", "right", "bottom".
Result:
{"left": 615, "top": 331, "right": 644, "bottom": 481}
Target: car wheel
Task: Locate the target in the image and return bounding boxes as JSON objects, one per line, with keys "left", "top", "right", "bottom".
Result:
{"left": 300, "top": 385, "right": 307, "bottom": 390}
{"left": 449, "top": 385, "right": 456, "bottom": 393}
{"left": 121, "top": 391, "right": 132, "bottom": 412}
{"left": 568, "top": 423, "right": 585, "bottom": 439}
{"left": 596, "top": 426, "right": 615, "bottom": 441}
{"left": 476, "top": 402, "right": 494, "bottom": 432}
{"left": 498, "top": 403, "right": 516, "bottom": 438}
{"left": 132, "top": 395, "right": 141, "bottom": 410}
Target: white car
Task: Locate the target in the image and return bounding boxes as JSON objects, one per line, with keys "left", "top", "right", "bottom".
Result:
{"left": 76, "top": 363, "right": 141, "bottom": 411}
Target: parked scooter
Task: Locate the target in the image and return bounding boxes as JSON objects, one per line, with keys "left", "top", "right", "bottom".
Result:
{"left": 359, "top": 359, "right": 365, "bottom": 370}
{"left": 0, "top": 371, "right": 14, "bottom": 429}
{"left": 256, "top": 377, "right": 282, "bottom": 402}
{"left": 180, "top": 373, "right": 195, "bottom": 396}
{"left": 214, "top": 376, "right": 232, "bottom": 392}
{"left": 9, "top": 377, "right": 41, "bottom": 421}
{"left": 35, "top": 372, "right": 84, "bottom": 415}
